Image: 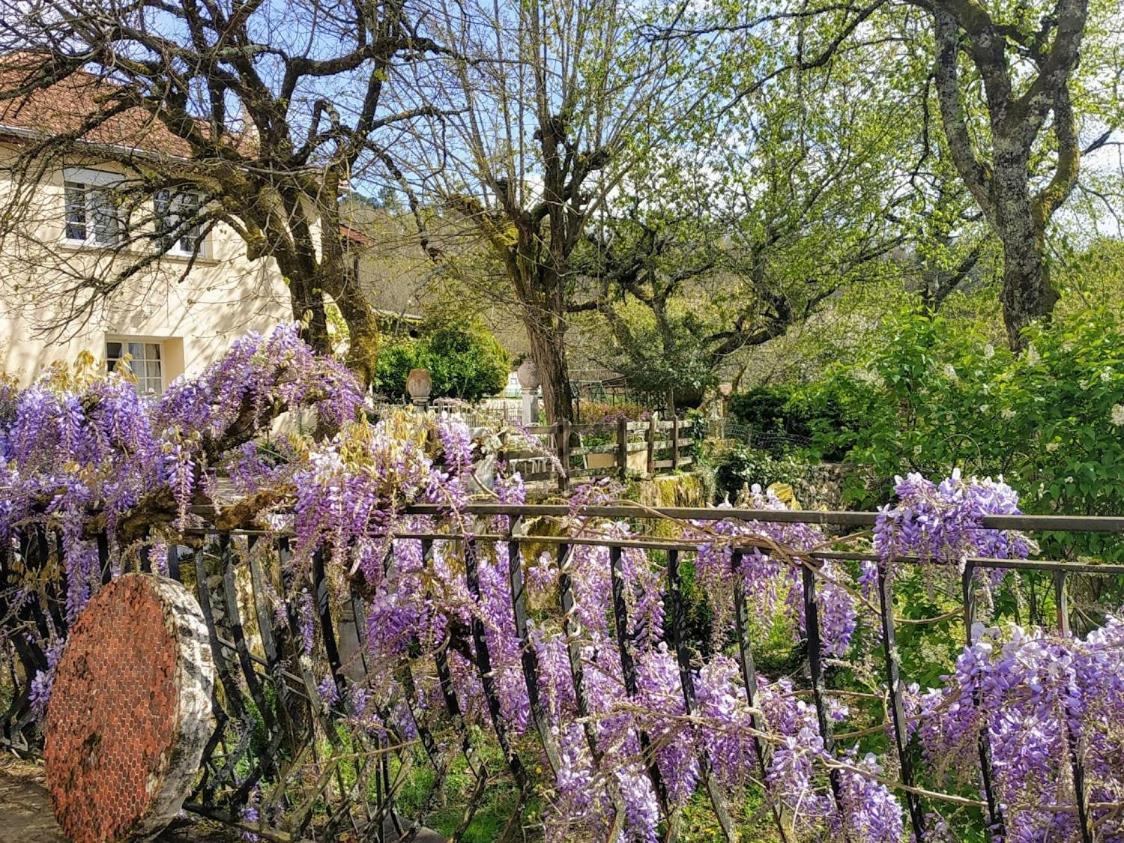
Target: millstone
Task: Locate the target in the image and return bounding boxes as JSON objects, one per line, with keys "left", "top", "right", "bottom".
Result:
{"left": 45, "top": 574, "right": 214, "bottom": 843}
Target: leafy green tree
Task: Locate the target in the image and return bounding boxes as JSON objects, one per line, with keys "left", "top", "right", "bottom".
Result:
{"left": 683, "top": 0, "right": 1122, "bottom": 350}
{"left": 574, "top": 49, "right": 917, "bottom": 402}
{"left": 393, "top": 0, "right": 702, "bottom": 424}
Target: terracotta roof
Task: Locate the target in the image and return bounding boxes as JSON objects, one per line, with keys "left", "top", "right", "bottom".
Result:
{"left": 340, "top": 223, "right": 378, "bottom": 247}
{"left": 1, "top": 54, "right": 197, "bottom": 158}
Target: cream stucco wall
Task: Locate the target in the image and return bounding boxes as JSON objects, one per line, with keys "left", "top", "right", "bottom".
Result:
{"left": 0, "top": 142, "right": 293, "bottom": 388}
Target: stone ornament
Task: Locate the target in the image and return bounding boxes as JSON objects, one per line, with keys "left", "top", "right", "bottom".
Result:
{"left": 516, "top": 358, "right": 540, "bottom": 391}
{"left": 45, "top": 574, "right": 215, "bottom": 843}
{"left": 406, "top": 367, "right": 432, "bottom": 404}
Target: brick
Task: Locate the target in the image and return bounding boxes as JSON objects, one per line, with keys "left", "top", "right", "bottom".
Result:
{"left": 44, "top": 575, "right": 214, "bottom": 843}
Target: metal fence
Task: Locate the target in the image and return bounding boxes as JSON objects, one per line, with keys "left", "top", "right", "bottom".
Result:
{"left": 2, "top": 505, "right": 1123, "bottom": 840}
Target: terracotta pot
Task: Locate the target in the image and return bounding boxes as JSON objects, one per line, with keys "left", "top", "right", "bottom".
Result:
{"left": 406, "top": 368, "right": 432, "bottom": 402}
{"left": 516, "top": 359, "right": 540, "bottom": 391}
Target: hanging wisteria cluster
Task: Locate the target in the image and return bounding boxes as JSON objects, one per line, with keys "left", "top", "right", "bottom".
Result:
{"left": 874, "top": 469, "right": 1033, "bottom": 568}
{"left": 907, "top": 621, "right": 1124, "bottom": 841}
{"left": 3, "top": 330, "right": 1124, "bottom": 841}
{"left": 0, "top": 324, "right": 362, "bottom": 689}
{"left": 691, "top": 486, "right": 859, "bottom": 657}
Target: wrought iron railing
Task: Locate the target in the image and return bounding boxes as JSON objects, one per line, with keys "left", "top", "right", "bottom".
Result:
{"left": 2, "top": 504, "right": 1122, "bottom": 840}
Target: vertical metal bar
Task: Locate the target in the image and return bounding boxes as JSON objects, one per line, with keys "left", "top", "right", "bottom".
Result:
{"left": 962, "top": 562, "right": 1006, "bottom": 839}
{"left": 876, "top": 561, "right": 926, "bottom": 840}
{"left": 97, "top": 532, "right": 112, "bottom": 585}
{"left": 311, "top": 548, "right": 345, "bottom": 700}
{"left": 557, "top": 546, "right": 586, "bottom": 718}
{"left": 617, "top": 416, "right": 628, "bottom": 480}
{"left": 21, "top": 532, "right": 52, "bottom": 643}
{"left": 555, "top": 542, "right": 624, "bottom": 837}
{"left": 428, "top": 538, "right": 472, "bottom": 729}
{"left": 731, "top": 551, "right": 790, "bottom": 843}
{"left": 248, "top": 549, "right": 279, "bottom": 668}
{"left": 348, "top": 587, "right": 371, "bottom": 677}
{"left": 801, "top": 564, "right": 846, "bottom": 816}
{"left": 463, "top": 537, "right": 528, "bottom": 791}
{"left": 1054, "top": 571, "right": 1094, "bottom": 843}
{"left": 277, "top": 538, "right": 342, "bottom": 750}
{"left": 46, "top": 531, "right": 69, "bottom": 633}
{"left": 1054, "top": 570, "right": 1070, "bottom": 636}
{"left": 247, "top": 541, "right": 299, "bottom": 743}
{"left": 609, "top": 545, "right": 672, "bottom": 821}
{"left": 167, "top": 544, "right": 181, "bottom": 582}
{"left": 557, "top": 541, "right": 626, "bottom": 824}
{"left": 194, "top": 546, "right": 246, "bottom": 720}
{"left": 666, "top": 549, "right": 737, "bottom": 841}
{"left": 219, "top": 534, "right": 273, "bottom": 736}
{"left": 507, "top": 527, "right": 562, "bottom": 775}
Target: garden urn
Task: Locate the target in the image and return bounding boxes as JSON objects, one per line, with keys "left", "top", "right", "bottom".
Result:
{"left": 406, "top": 368, "right": 432, "bottom": 407}
{"left": 516, "top": 358, "right": 541, "bottom": 391}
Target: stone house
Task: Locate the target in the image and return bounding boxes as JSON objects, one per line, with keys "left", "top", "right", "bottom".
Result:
{"left": 0, "top": 60, "right": 290, "bottom": 390}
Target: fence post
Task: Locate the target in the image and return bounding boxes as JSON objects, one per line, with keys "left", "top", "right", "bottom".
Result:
{"left": 1054, "top": 570, "right": 1094, "bottom": 843}
{"left": 671, "top": 415, "right": 680, "bottom": 471}
{"left": 646, "top": 413, "right": 658, "bottom": 476}
{"left": 617, "top": 416, "right": 628, "bottom": 481}
{"left": 962, "top": 563, "right": 1006, "bottom": 839}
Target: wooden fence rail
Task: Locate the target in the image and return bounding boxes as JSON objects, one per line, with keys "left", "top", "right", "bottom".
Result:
{"left": 509, "top": 415, "right": 697, "bottom": 489}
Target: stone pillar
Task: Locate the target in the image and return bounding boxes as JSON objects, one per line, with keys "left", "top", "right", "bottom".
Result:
{"left": 516, "top": 359, "right": 541, "bottom": 425}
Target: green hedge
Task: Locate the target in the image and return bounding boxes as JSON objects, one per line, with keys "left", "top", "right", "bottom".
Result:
{"left": 375, "top": 326, "right": 509, "bottom": 401}
{"left": 728, "top": 385, "right": 850, "bottom": 459}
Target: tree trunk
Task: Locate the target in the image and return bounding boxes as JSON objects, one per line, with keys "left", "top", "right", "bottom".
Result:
{"left": 998, "top": 232, "right": 1056, "bottom": 351}
{"left": 993, "top": 152, "right": 1058, "bottom": 351}
{"left": 523, "top": 313, "right": 575, "bottom": 425}
{"left": 331, "top": 266, "right": 380, "bottom": 391}
{"left": 290, "top": 276, "right": 331, "bottom": 357}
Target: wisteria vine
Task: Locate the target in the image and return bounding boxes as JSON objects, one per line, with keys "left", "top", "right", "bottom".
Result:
{"left": 2, "top": 331, "right": 1122, "bottom": 841}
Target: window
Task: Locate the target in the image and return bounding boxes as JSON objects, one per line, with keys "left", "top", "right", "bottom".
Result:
{"left": 154, "top": 189, "right": 205, "bottom": 256}
{"left": 106, "top": 340, "right": 164, "bottom": 394}
{"left": 63, "top": 168, "right": 124, "bottom": 246}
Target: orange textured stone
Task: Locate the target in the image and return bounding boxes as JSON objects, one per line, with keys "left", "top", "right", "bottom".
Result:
{"left": 44, "top": 574, "right": 214, "bottom": 843}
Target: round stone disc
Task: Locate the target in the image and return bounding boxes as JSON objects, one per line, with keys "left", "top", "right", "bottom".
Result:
{"left": 45, "top": 574, "right": 214, "bottom": 843}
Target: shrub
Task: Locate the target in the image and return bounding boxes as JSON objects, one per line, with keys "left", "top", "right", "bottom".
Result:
{"left": 375, "top": 325, "right": 509, "bottom": 401}
{"left": 577, "top": 400, "right": 649, "bottom": 425}
{"left": 801, "top": 304, "right": 1124, "bottom": 560}
{"left": 373, "top": 341, "right": 419, "bottom": 398}
{"left": 712, "top": 445, "right": 804, "bottom": 502}
{"left": 728, "top": 385, "right": 850, "bottom": 459}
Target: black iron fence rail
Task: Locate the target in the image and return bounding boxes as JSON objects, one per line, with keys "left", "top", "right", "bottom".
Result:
{"left": 403, "top": 502, "right": 1124, "bottom": 533}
